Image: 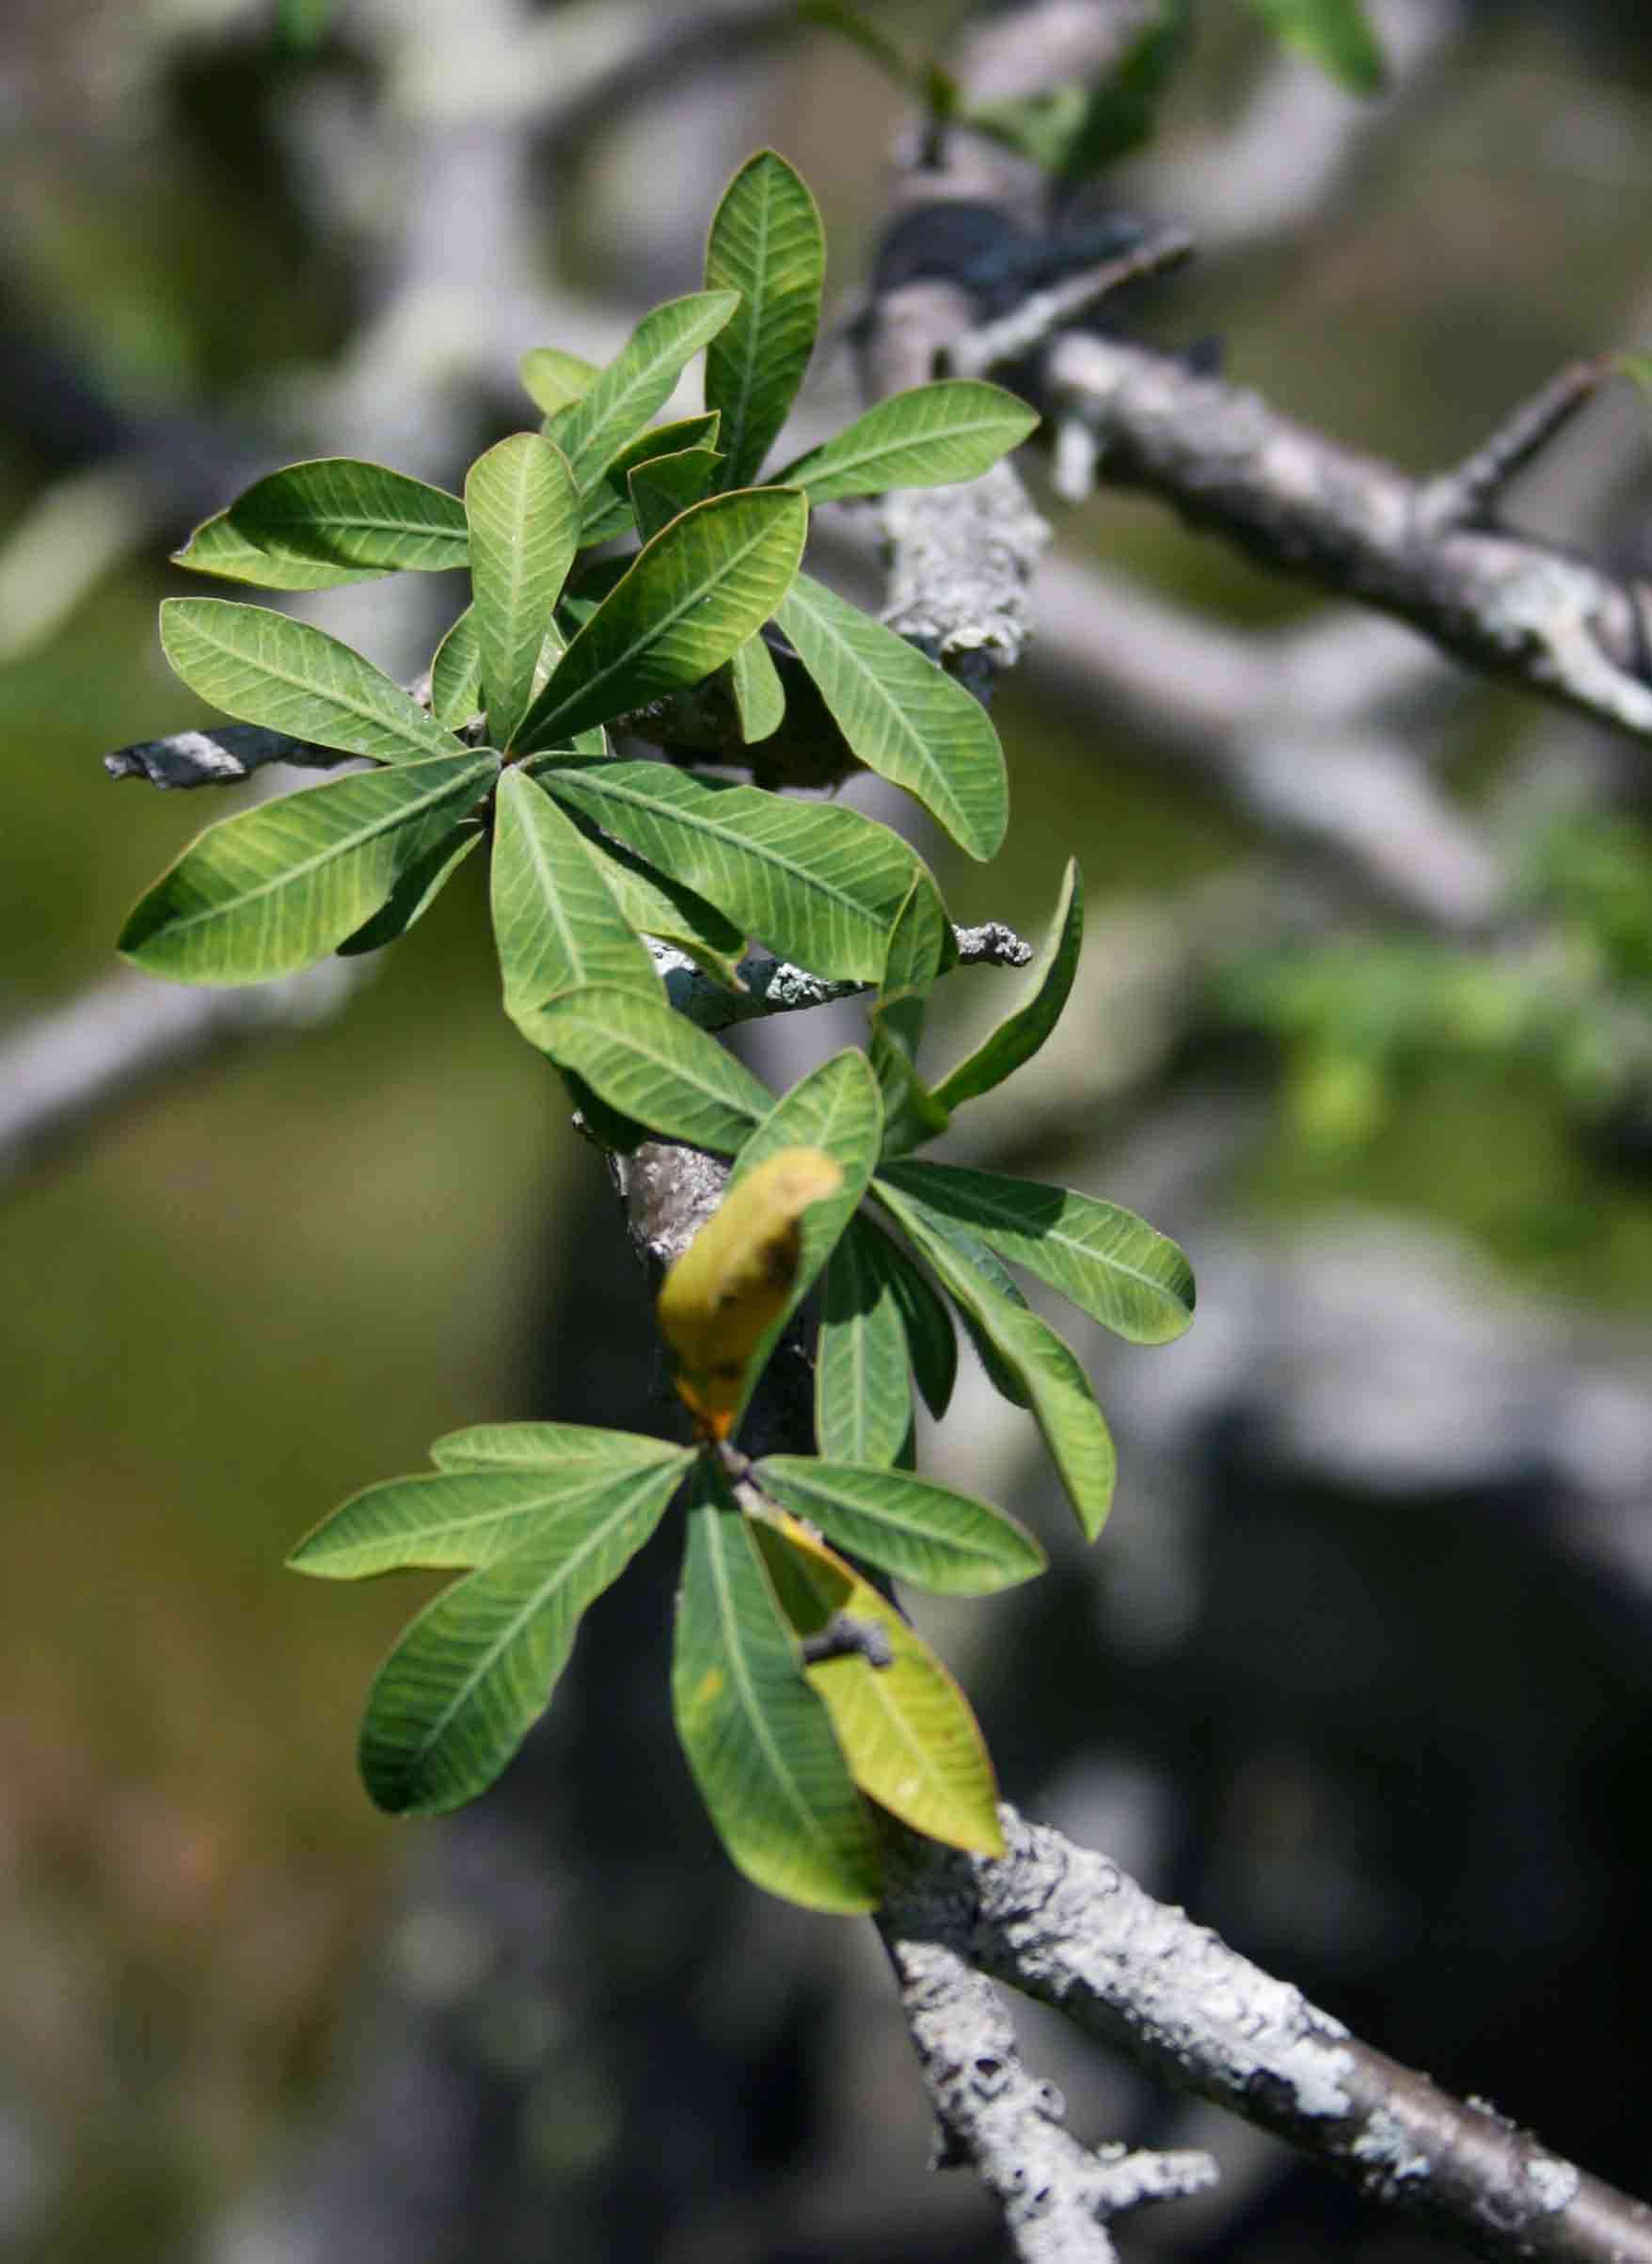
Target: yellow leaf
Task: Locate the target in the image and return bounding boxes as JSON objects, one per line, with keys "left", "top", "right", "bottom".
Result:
{"left": 658, "top": 1146, "right": 844, "bottom": 1437}
{"left": 753, "top": 1516, "right": 1006, "bottom": 1857}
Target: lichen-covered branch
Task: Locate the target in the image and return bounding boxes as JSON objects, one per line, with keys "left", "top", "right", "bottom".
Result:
{"left": 876, "top": 1921, "right": 1216, "bottom": 2264}
{"left": 881, "top": 1808, "right": 1652, "bottom": 2264}
{"left": 1040, "top": 332, "right": 1652, "bottom": 743}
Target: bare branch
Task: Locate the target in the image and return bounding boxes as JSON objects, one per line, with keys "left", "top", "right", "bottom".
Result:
{"left": 105, "top": 721, "right": 355, "bottom": 789}
{"left": 1044, "top": 329, "right": 1652, "bottom": 741}
{"left": 1416, "top": 359, "right": 1610, "bottom": 533}
{"left": 882, "top": 1808, "right": 1652, "bottom": 2264}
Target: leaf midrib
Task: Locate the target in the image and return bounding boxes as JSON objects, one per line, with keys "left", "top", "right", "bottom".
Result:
{"left": 704, "top": 1510, "right": 839, "bottom": 1861}
{"left": 785, "top": 581, "right": 963, "bottom": 815}
{"left": 315, "top": 1465, "right": 664, "bottom": 1567}
{"left": 176, "top": 612, "right": 462, "bottom": 757}
{"left": 396, "top": 1474, "right": 670, "bottom": 1778}
{"left": 159, "top": 759, "right": 489, "bottom": 939}
{"left": 529, "top": 509, "right": 789, "bottom": 744}
{"left": 897, "top": 1168, "right": 1185, "bottom": 1308}
{"left": 552, "top": 769, "right": 887, "bottom": 939}
{"left": 792, "top": 398, "right": 1015, "bottom": 491}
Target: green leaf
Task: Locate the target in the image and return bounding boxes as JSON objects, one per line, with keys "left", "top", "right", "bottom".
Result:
{"left": 775, "top": 572, "right": 1008, "bottom": 859}
{"left": 751, "top": 1517, "right": 1003, "bottom": 1856}
{"left": 880, "top": 1159, "right": 1196, "bottom": 1346}
{"left": 119, "top": 752, "right": 498, "bottom": 983}
{"left": 430, "top": 1422, "right": 687, "bottom": 1474}
{"left": 673, "top": 1473, "right": 881, "bottom": 1911}
{"left": 933, "top": 859, "right": 1082, "bottom": 1110}
{"left": 1247, "top": 0, "right": 1385, "bottom": 93}
{"left": 757, "top": 1457, "right": 1043, "bottom": 1596}
{"left": 428, "top": 604, "right": 483, "bottom": 729}
{"left": 542, "top": 759, "right": 933, "bottom": 983}
{"left": 583, "top": 411, "right": 723, "bottom": 534}
{"left": 522, "top": 983, "right": 772, "bottom": 1152}
{"left": 357, "top": 1455, "right": 687, "bottom": 1814}
{"left": 894, "top": 1203, "right": 1033, "bottom": 1411}
{"left": 464, "top": 434, "right": 581, "bottom": 749}
{"left": 521, "top": 345, "right": 600, "bottom": 419}
{"left": 874, "top": 1178, "right": 1116, "bottom": 1539}
{"left": 160, "top": 598, "right": 468, "bottom": 765}
{"left": 868, "top": 875, "right": 952, "bottom": 1154}
{"left": 337, "top": 821, "right": 482, "bottom": 956}
{"left": 723, "top": 1048, "right": 885, "bottom": 1439}
{"left": 816, "top": 1228, "right": 913, "bottom": 1466}
{"left": 517, "top": 488, "right": 806, "bottom": 750}
{"left": 555, "top": 815, "right": 749, "bottom": 991}
{"left": 704, "top": 150, "right": 825, "bottom": 487}
{"left": 173, "top": 458, "right": 469, "bottom": 589}
{"left": 548, "top": 291, "right": 739, "bottom": 492}
{"left": 291, "top": 1441, "right": 693, "bottom": 1577}
{"left": 728, "top": 634, "right": 786, "bottom": 743}
{"left": 627, "top": 447, "right": 723, "bottom": 544}
{"left": 849, "top": 1218, "right": 956, "bottom": 1421}
{"left": 774, "top": 381, "right": 1038, "bottom": 503}
{"left": 491, "top": 769, "right": 659, "bottom": 1018}
{"left": 1618, "top": 351, "right": 1652, "bottom": 405}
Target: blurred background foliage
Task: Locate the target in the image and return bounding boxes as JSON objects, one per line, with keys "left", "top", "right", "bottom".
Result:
{"left": 3, "top": 3, "right": 1651, "bottom": 2259}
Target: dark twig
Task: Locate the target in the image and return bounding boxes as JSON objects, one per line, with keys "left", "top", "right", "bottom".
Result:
{"left": 949, "top": 229, "right": 1197, "bottom": 380}
{"left": 1415, "top": 357, "right": 1610, "bottom": 532}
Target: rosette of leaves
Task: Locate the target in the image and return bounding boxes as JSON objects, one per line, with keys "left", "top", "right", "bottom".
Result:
{"left": 106, "top": 152, "right": 1194, "bottom": 1911}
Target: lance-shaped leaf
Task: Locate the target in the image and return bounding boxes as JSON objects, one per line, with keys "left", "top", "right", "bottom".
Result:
{"left": 1248, "top": 0, "right": 1385, "bottom": 94}
{"left": 816, "top": 1227, "right": 914, "bottom": 1467}
{"left": 879, "top": 1157, "right": 1196, "bottom": 1346}
{"left": 704, "top": 150, "right": 824, "bottom": 487}
{"left": 774, "top": 380, "right": 1038, "bottom": 503}
{"left": 491, "top": 769, "right": 659, "bottom": 1018}
{"left": 429, "top": 604, "right": 483, "bottom": 728}
{"left": 848, "top": 1217, "right": 957, "bottom": 1421}
{"left": 174, "top": 458, "right": 469, "bottom": 588}
{"left": 161, "top": 598, "right": 467, "bottom": 766}
{"left": 775, "top": 572, "right": 1008, "bottom": 860}
{"left": 540, "top": 760, "right": 931, "bottom": 983}
{"left": 673, "top": 1474, "right": 881, "bottom": 1911}
{"left": 874, "top": 1178, "right": 1116, "bottom": 1538}
{"left": 659, "top": 1147, "right": 845, "bottom": 1439}
{"left": 523, "top": 983, "right": 772, "bottom": 1153}
{"left": 337, "top": 821, "right": 482, "bottom": 956}
{"left": 548, "top": 290, "right": 739, "bottom": 492}
{"left": 758, "top": 1456, "right": 1043, "bottom": 1596}
{"left": 934, "top": 859, "right": 1082, "bottom": 1110}
{"left": 867, "top": 875, "right": 952, "bottom": 1154}
{"left": 728, "top": 633, "right": 786, "bottom": 742}
{"left": 517, "top": 488, "right": 806, "bottom": 750}
{"left": 719, "top": 1049, "right": 884, "bottom": 1439}
{"left": 430, "top": 1422, "right": 687, "bottom": 1475}
{"left": 119, "top": 751, "right": 498, "bottom": 983}
{"left": 291, "top": 1440, "right": 692, "bottom": 1578}
{"left": 627, "top": 447, "right": 722, "bottom": 544}
{"left": 357, "top": 1454, "right": 687, "bottom": 1815}
{"left": 895, "top": 1200, "right": 1033, "bottom": 1411}
{"left": 580, "top": 412, "right": 723, "bottom": 545}
{"left": 465, "top": 434, "right": 580, "bottom": 749}
{"left": 521, "top": 344, "right": 600, "bottom": 418}
{"left": 753, "top": 1518, "right": 1004, "bottom": 1856}
{"left": 557, "top": 815, "right": 748, "bottom": 992}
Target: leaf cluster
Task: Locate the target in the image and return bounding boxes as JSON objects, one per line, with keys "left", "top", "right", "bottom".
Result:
{"left": 108, "top": 151, "right": 1195, "bottom": 1910}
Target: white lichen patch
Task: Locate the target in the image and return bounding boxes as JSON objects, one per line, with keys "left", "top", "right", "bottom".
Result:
{"left": 1524, "top": 2154, "right": 1581, "bottom": 2213}
{"left": 1352, "top": 2108, "right": 1431, "bottom": 2184}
